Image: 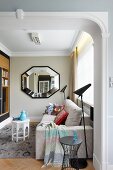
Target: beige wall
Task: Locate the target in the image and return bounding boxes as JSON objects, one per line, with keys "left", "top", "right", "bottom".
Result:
{"left": 10, "top": 56, "right": 71, "bottom": 121}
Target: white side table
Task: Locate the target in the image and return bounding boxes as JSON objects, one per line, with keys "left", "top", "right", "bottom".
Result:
{"left": 12, "top": 119, "right": 30, "bottom": 142}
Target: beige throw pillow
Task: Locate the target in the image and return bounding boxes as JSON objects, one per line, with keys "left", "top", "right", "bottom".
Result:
{"left": 64, "top": 99, "right": 82, "bottom": 126}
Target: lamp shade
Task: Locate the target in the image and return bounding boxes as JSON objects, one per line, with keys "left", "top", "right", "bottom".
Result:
{"left": 73, "top": 84, "right": 91, "bottom": 96}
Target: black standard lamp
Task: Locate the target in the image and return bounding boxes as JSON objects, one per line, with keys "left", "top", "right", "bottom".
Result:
{"left": 73, "top": 83, "right": 91, "bottom": 168}
{"left": 60, "top": 85, "right": 67, "bottom": 100}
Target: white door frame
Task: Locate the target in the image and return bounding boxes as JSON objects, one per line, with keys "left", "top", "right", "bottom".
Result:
{"left": 0, "top": 11, "right": 109, "bottom": 170}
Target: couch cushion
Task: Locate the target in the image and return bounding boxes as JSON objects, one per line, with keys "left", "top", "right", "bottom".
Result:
{"left": 64, "top": 99, "right": 82, "bottom": 126}
{"left": 40, "top": 114, "right": 56, "bottom": 124}
{"left": 54, "top": 109, "right": 69, "bottom": 125}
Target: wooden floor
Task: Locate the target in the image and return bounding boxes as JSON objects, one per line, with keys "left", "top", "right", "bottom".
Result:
{"left": 0, "top": 158, "right": 95, "bottom": 170}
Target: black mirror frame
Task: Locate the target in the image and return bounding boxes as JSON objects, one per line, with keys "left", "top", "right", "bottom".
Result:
{"left": 21, "top": 66, "right": 60, "bottom": 99}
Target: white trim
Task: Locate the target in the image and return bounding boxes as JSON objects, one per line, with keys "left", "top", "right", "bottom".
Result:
{"left": 11, "top": 50, "right": 70, "bottom": 57}
{"left": 16, "top": 9, "right": 24, "bottom": 20}
{"left": 0, "top": 12, "right": 108, "bottom": 33}
{"left": 0, "top": 11, "right": 108, "bottom": 32}
{"left": 71, "top": 30, "right": 82, "bottom": 51}
{"left": 0, "top": 12, "right": 15, "bottom": 17}
{"left": 0, "top": 42, "right": 12, "bottom": 56}
{"left": 70, "top": 31, "right": 82, "bottom": 52}
{"left": 24, "top": 12, "right": 108, "bottom": 33}
{"left": 101, "top": 33, "right": 109, "bottom": 170}
{"left": 0, "top": 117, "right": 12, "bottom": 129}
{"left": 93, "top": 153, "right": 101, "bottom": 170}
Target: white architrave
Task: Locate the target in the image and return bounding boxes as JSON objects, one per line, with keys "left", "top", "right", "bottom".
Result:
{"left": 0, "top": 11, "right": 109, "bottom": 170}
{"left": 101, "top": 32, "right": 109, "bottom": 170}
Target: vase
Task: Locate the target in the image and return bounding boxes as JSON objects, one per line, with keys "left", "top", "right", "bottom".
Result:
{"left": 19, "top": 110, "right": 27, "bottom": 121}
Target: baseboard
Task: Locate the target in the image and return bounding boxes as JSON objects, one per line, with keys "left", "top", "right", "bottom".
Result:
{"left": 0, "top": 117, "right": 12, "bottom": 129}
{"left": 93, "top": 153, "right": 101, "bottom": 170}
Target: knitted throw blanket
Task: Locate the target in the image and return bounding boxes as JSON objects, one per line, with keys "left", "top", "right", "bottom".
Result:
{"left": 40, "top": 122, "right": 68, "bottom": 167}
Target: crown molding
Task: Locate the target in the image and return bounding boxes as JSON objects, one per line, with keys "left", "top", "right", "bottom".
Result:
{"left": 0, "top": 42, "right": 12, "bottom": 56}
{"left": 71, "top": 30, "right": 82, "bottom": 52}
{"left": 0, "top": 40, "right": 70, "bottom": 57}
{"left": 0, "top": 11, "right": 108, "bottom": 32}
{"left": 11, "top": 50, "right": 70, "bottom": 57}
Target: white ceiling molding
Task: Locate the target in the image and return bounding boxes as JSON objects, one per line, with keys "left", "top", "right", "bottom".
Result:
{"left": 11, "top": 50, "right": 70, "bottom": 57}
{"left": 0, "top": 42, "right": 12, "bottom": 56}
{"left": 71, "top": 30, "right": 82, "bottom": 52}
{"left": 0, "top": 12, "right": 108, "bottom": 32}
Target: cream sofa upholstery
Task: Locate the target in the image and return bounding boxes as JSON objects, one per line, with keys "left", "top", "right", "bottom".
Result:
{"left": 36, "top": 99, "right": 93, "bottom": 159}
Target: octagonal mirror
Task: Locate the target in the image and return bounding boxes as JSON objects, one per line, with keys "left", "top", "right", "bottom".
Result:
{"left": 21, "top": 66, "right": 60, "bottom": 98}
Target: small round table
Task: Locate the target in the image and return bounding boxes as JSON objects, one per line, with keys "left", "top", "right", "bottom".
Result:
{"left": 12, "top": 119, "right": 30, "bottom": 142}
{"left": 60, "top": 136, "right": 82, "bottom": 170}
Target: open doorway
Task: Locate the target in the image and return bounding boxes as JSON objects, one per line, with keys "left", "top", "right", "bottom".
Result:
{"left": 0, "top": 11, "right": 108, "bottom": 170}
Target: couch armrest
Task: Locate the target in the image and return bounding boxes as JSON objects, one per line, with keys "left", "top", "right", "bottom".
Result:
{"left": 82, "top": 112, "right": 91, "bottom": 126}
{"left": 36, "top": 125, "right": 46, "bottom": 159}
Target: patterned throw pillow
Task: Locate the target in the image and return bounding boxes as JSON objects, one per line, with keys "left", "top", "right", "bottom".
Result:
{"left": 44, "top": 103, "right": 64, "bottom": 115}
{"left": 54, "top": 109, "right": 69, "bottom": 125}
{"left": 45, "top": 103, "right": 54, "bottom": 115}
{"left": 52, "top": 105, "right": 64, "bottom": 115}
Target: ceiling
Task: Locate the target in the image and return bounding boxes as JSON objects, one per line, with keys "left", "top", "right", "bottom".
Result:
{"left": 0, "top": 11, "right": 97, "bottom": 57}
{"left": 0, "top": 29, "right": 79, "bottom": 57}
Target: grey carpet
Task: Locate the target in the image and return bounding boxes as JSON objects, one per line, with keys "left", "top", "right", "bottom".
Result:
{"left": 0, "top": 123, "right": 37, "bottom": 158}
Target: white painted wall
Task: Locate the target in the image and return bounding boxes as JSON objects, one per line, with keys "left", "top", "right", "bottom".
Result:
{"left": 10, "top": 56, "right": 71, "bottom": 121}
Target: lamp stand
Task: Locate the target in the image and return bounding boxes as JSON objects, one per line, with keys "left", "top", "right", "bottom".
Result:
{"left": 81, "top": 94, "right": 88, "bottom": 159}
{"left": 72, "top": 84, "right": 91, "bottom": 169}
{"left": 74, "top": 95, "right": 88, "bottom": 169}
{"left": 70, "top": 95, "right": 88, "bottom": 169}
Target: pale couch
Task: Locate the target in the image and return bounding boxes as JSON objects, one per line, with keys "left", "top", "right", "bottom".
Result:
{"left": 36, "top": 99, "right": 93, "bottom": 159}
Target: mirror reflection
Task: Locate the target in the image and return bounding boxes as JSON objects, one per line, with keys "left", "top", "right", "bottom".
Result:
{"left": 21, "top": 66, "right": 60, "bottom": 98}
